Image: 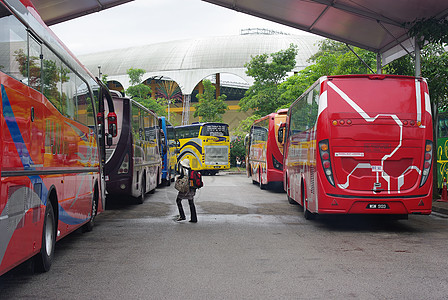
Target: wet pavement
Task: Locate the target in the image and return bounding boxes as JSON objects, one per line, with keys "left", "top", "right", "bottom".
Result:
{"left": 1, "top": 173, "right": 448, "bottom": 299}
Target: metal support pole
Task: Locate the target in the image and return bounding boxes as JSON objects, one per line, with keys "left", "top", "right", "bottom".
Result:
{"left": 376, "top": 53, "right": 382, "bottom": 74}
{"left": 182, "top": 94, "right": 191, "bottom": 125}
{"left": 168, "top": 99, "right": 171, "bottom": 123}
{"left": 415, "top": 39, "right": 421, "bottom": 77}
{"left": 345, "top": 44, "right": 375, "bottom": 74}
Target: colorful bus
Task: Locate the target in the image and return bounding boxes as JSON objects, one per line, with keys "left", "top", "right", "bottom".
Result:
{"left": 176, "top": 123, "right": 230, "bottom": 175}
{"left": 279, "top": 75, "right": 433, "bottom": 219}
{"left": 246, "top": 109, "right": 287, "bottom": 189}
{"left": 0, "top": 0, "right": 117, "bottom": 275}
{"left": 159, "top": 117, "right": 177, "bottom": 185}
{"left": 437, "top": 112, "right": 448, "bottom": 190}
{"left": 104, "top": 91, "right": 162, "bottom": 204}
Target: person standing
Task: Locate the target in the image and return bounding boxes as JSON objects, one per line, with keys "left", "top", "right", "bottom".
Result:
{"left": 175, "top": 158, "right": 197, "bottom": 223}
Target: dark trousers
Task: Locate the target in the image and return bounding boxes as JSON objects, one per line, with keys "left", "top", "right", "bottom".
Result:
{"left": 176, "top": 197, "right": 197, "bottom": 222}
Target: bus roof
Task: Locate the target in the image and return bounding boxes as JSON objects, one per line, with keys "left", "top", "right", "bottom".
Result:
{"left": 176, "top": 122, "right": 229, "bottom": 128}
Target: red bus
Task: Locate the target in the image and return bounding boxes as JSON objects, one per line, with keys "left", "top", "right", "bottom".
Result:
{"left": 279, "top": 75, "right": 433, "bottom": 219}
{"left": 246, "top": 109, "right": 287, "bottom": 189}
{"left": 0, "top": 0, "right": 116, "bottom": 275}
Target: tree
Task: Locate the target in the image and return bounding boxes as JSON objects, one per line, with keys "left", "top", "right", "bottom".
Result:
{"left": 193, "top": 79, "right": 228, "bottom": 122}
{"left": 127, "top": 68, "right": 146, "bottom": 86}
{"left": 232, "top": 114, "right": 260, "bottom": 138}
{"left": 101, "top": 74, "right": 109, "bottom": 85}
{"left": 239, "top": 44, "right": 298, "bottom": 116}
{"left": 125, "top": 68, "right": 167, "bottom": 117}
{"left": 276, "top": 39, "right": 377, "bottom": 108}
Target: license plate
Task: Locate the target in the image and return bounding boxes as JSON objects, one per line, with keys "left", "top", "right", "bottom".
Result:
{"left": 367, "top": 203, "right": 389, "bottom": 209}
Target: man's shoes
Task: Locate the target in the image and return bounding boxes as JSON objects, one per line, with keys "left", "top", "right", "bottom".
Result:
{"left": 189, "top": 220, "right": 197, "bottom": 223}
{"left": 176, "top": 216, "right": 186, "bottom": 221}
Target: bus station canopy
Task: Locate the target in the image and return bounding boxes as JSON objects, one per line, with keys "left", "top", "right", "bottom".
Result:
{"left": 202, "top": 0, "right": 448, "bottom": 66}
{"left": 29, "top": 0, "right": 132, "bottom": 26}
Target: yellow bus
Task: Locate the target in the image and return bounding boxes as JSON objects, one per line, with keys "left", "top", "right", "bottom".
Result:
{"left": 175, "top": 123, "right": 230, "bottom": 175}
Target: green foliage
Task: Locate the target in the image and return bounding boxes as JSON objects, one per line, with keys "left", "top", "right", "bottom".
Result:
{"left": 193, "top": 79, "right": 228, "bottom": 122}
{"left": 127, "top": 83, "right": 151, "bottom": 99}
{"left": 230, "top": 136, "right": 245, "bottom": 167}
{"left": 125, "top": 68, "right": 167, "bottom": 117}
{"left": 309, "top": 39, "right": 376, "bottom": 75}
{"left": 127, "top": 68, "right": 146, "bottom": 86}
{"left": 138, "top": 97, "right": 168, "bottom": 117}
{"left": 232, "top": 115, "right": 260, "bottom": 138}
{"left": 101, "top": 74, "right": 109, "bottom": 85}
{"left": 405, "top": 18, "right": 448, "bottom": 112}
{"left": 408, "top": 18, "right": 448, "bottom": 46}
{"left": 239, "top": 44, "right": 298, "bottom": 116}
{"left": 277, "top": 39, "right": 377, "bottom": 105}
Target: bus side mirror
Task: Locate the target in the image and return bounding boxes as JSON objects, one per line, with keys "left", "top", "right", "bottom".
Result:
{"left": 107, "top": 112, "right": 118, "bottom": 137}
{"left": 278, "top": 123, "right": 286, "bottom": 144}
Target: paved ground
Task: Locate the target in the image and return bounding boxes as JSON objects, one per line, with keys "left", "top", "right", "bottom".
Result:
{"left": 1, "top": 173, "right": 448, "bottom": 299}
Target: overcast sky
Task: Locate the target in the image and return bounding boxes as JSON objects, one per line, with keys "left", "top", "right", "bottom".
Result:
{"left": 50, "top": 0, "right": 312, "bottom": 56}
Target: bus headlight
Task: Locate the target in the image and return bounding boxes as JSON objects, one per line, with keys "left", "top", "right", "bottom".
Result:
{"left": 272, "top": 154, "right": 283, "bottom": 170}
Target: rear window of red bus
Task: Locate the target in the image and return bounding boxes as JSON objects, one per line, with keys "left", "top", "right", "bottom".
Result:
{"left": 327, "top": 76, "right": 419, "bottom": 117}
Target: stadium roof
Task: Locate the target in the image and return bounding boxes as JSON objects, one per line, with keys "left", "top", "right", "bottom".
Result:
{"left": 203, "top": 0, "right": 448, "bottom": 66}
{"left": 79, "top": 34, "right": 324, "bottom": 94}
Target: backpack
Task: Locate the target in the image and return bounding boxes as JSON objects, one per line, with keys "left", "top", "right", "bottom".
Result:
{"left": 189, "top": 170, "right": 203, "bottom": 189}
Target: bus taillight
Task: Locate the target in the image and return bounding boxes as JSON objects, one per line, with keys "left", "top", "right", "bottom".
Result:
{"left": 118, "top": 153, "right": 129, "bottom": 174}
{"left": 420, "top": 140, "right": 433, "bottom": 187}
{"left": 319, "top": 140, "right": 335, "bottom": 186}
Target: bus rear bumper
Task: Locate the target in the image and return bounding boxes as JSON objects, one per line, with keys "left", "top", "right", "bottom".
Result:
{"left": 317, "top": 194, "right": 432, "bottom": 215}
{"left": 106, "top": 177, "right": 132, "bottom": 196}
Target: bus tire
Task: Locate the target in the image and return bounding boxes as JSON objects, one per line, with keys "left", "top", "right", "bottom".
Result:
{"left": 259, "top": 170, "right": 267, "bottom": 190}
{"left": 83, "top": 187, "right": 98, "bottom": 233}
{"left": 136, "top": 175, "right": 146, "bottom": 204}
{"left": 303, "top": 199, "right": 315, "bottom": 220}
{"left": 286, "top": 177, "right": 297, "bottom": 205}
{"left": 287, "top": 194, "right": 296, "bottom": 204}
{"left": 35, "top": 200, "right": 56, "bottom": 273}
{"left": 166, "top": 171, "right": 171, "bottom": 186}
{"left": 304, "top": 207, "right": 315, "bottom": 220}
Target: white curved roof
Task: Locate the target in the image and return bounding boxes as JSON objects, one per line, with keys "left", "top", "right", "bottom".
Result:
{"left": 79, "top": 34, "right": 323, "bottom": 94}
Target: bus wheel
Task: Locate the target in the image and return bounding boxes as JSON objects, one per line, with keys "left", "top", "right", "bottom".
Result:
{"left": 301, "top": 182, "right": 314, "bottom": 220}
{"left": 259, "top": 171, "right": 266, "bottom": 190}
{"left": 303, "top": 199, "right": 315, "bottom": 220}
{"left": 166, "top": 171, "right": 171, "bottom": 186}
{"left": 286, "top": 177, "right": 297, "bottom": 205}
{"left": 83, "top": 188, "right": 97, "bottom": 232}
{"left": 136, "top": 176, "right": 146, "bottom": 204}
{"left": 35, "top": 201, "right": 56, "bottom": 273}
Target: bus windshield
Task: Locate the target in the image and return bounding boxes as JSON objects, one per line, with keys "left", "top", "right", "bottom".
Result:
{"left": 201, "top": 124, "right": 229, "bottom": 137}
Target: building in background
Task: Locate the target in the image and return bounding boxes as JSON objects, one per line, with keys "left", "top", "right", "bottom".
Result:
{"left": 79, "top": 30, "right": 323, "bottom": 130}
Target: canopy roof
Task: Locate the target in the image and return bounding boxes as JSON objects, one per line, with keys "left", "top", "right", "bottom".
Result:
{"left": 202, "top": 0, "right": 448, "bottom": 65}
{"left": 29, "top": 0, "right": 132, "bottom": 26}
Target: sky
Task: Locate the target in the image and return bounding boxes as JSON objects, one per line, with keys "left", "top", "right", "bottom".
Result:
{"left": 50, "top": 0, "right": 313, "bottom": 56}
